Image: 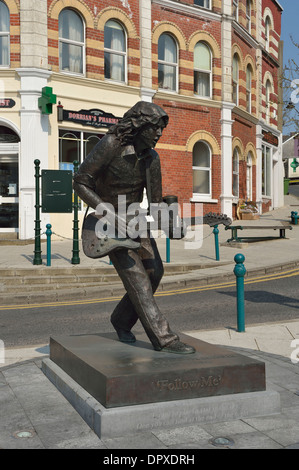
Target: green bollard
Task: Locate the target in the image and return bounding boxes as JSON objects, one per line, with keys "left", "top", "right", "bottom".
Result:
{"left": 46, "top": 224, "right": 52, "bottom": 267}
{"left": 33, "top": 159, "right": 42, "bottom": 265}
{"left": 233, "top": 253, "right": 246, "bottom": 332}
{"left": 166, "top": 237, "right": 170, "bottom": 263}
{"left": 213, "top": 225, "right": 220, "bottom": 261}
{"left": 72, "top": 160, "right": 80, "bottom": 264}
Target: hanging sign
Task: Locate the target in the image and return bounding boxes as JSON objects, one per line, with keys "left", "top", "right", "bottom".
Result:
{"left": 0, "top": 99, "right": 16, "bottom": 108}
{"left": 58, "top": 106, "right": 121, "bottom": 128}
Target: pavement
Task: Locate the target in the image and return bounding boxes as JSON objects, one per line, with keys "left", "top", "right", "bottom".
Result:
{"left": 1, "top": 194, "right": 299, "bottom": 449}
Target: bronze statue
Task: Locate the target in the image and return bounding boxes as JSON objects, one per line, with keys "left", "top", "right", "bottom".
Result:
{"left": 73, "top": 101, "right": 195, "bottom": 354}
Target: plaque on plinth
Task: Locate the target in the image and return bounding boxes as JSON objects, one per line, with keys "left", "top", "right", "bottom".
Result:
{"left": 49, "top": 332, "right": 265, "bottom": 409}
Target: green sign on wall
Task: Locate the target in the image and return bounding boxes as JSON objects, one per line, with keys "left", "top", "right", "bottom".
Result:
{"left": 41, "top": 170, "right": 73, "bottom": 213}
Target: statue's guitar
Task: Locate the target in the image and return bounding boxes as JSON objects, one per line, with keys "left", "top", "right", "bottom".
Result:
{"left": 81, "top": 211, "right": 232, "bottom": 259}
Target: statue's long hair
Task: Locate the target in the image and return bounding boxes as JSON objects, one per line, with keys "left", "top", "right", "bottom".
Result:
{"left": 107, "top": 101, "right": 169, "bottom": 145}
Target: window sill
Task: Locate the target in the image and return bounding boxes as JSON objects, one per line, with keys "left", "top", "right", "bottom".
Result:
{"left": 190, "top": 196, "right": 218, "bottom": 203}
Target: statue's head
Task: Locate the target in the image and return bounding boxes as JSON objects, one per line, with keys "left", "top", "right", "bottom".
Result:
{"left": 108, "top": 101, "right": 169, "bottom": 147}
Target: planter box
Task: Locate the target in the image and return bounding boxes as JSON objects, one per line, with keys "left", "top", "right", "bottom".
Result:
{"left": 241, "top": 212, "right": 260, "bottom": 220}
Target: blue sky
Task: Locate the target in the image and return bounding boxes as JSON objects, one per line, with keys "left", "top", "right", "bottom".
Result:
{"left": 280, "top": 0, "right": 299, "bottom": 67}
{"left": 279, "top": 0, "right": 298, "bottom": 133}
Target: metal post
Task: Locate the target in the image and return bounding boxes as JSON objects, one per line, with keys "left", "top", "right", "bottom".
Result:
{"left": 33, "top": 159, "right": 42, "bottom": 265}
{"left": 46, "top": 223, "right": 52, "bottom": 267}
{"left": 213, "top": 225, "right": 220, "bottom": 261}
{"left": 233, "top": 253, "right": 246, "bottom": 332}
{"left": 71, "top": 160, "right": 80, "bottom": 264}
{"left": 166, "top": 237, "right": 170, "bottom": 263}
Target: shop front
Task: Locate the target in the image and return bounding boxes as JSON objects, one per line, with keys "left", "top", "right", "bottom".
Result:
{"left": 0, "top": 125, "right": 20, "bottom": 235}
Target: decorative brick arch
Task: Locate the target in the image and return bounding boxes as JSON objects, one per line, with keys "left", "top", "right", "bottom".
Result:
{"left": 244, "top": 142, "right": 257, "bottom": 165}
{"left": 244, "top": 54, "right": 257, "bottom": 81}
{"left": 232, "top": 137, "right": 245, "bottom": 160}
{"left": 96, "top": 7, "right": 138, "bottom": 38}
{"left": 186, "top": 130, "right": 221, "bottom": 155}
{"left": 48, "top": 0, "right": 94, "bottom": 28}
{"left": 187, "top": 31, "right": 221, "bottom": 59}
{"left": 152, "top": 21, "right": 187, "bottom": 51}
{"left": 3, "top": 0, "right": 19, "bottom": 14}
{"left": 263, "top": 70, "right": 274, "bottom": 89}
{"left": 232, "top": 44, "right": 244, "bottom": 70}
{"left": 263, "top": 7, "right": 275, "bottom": 30}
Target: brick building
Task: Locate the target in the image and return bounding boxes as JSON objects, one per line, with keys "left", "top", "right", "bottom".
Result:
{"left": 0, "top": 0, "right": 283, "bottom": 239}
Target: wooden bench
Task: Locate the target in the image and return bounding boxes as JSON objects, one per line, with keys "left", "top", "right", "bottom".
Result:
{"left": 225, "top": 224, "right": 293, "bottom": 243}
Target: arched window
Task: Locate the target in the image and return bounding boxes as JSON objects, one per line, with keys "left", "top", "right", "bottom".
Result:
{"left": 158, "top": 33, "right": 178, "bottom": 92}
{"left": 0, "top": 1, "right": 10, "bottom": 66}
{"left": 232, "top": 148, "right": 239, "bottom": 197}
{"left": 246, "top": 65, "right": 252, "bottom": 113}
{"left": 265, "top": 79, "right": 271, "bottom": 123}
{"left": 265, "top": 16, "right": 271, "bottom": 52}
{"left": 104, "top": 20, "right": 126, "bottom": 83}
{"left": 246, "top": 0, "right": 252, "bottom": 33}
{"left": 59, "top": 9, "right": 85, "bottom": 74}
{"left": 232, "top": 54, "right": 239, "bottom": 105}
{"left": 192, "top": 141, "right": 211, "bottom": 196}
{"left": 246, "top": 152, "right": 253, "bottom": 200}
{"left": 194, "top": 42, "right": 212, "bottom": 98}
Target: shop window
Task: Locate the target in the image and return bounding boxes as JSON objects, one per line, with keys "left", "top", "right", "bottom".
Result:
{"left": 246, "top": 0, "right": 252, "bottom": 34}
{"left": 59, "top": 130, "right": 103, "bottom": 210}
{"left": 232, "top": 148, "right": 239, "bottom": 198}
{"left": 59, "top": 130, "right": 103, "bottom": 171}
{"left": 158, "top": 33, "right": 178, "bottom": 92}
{"left": 0, "top": 1, "right": 9, "bottom": 67}
{"left": 233, "top": 0, "right": 239, "bottom": 22}
{"left": 262, "top": 145, "right": 271, "bottom": 197}
{"left": 104, "top": 20, "right": 126, "bottom": 83}
{"left": 194, "top": 42, "right": 212, "bottom": 98}
{"left": 194, "top": 0, "right": 211, "bottom": 8}
{"left": 232, "top": 54, "right": 239, "bottom": 105}
{"left": 246, "top": 65, "right": 252, "bottom": 113}
{"left": 192, "top": 141, "right": 211, "bottom": 196}
{"left": 59, "top": 8, "right": 85, "bottom": 74}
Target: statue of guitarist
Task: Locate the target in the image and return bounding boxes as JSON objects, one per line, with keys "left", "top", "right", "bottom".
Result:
{"left": 73, "top": 101, "right": 230, "bottom": 354}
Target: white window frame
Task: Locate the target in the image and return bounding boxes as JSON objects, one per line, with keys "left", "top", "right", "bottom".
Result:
{"left": 233, "top": 0, "right": 239, "bottom": 22}
{"left": 192, "top": 141, "right": 212, "bottom": 198}
{"left": 246, "top": 65, "right": 252, "bottom": 113}
{"left": 246, "top": 0, "right": 252, "bottom": 34}
{"left": 194, "top": 42, "right": 212, "bottom": 99}
{"left": 59, "top": 129, "right": 103, "bottom": 211}
{"left": 265, "top": 79, "right": 271, "bottom": 123}
{"left": 59, "top": 8, "right": 85, "bottom": 76}
{"left": 265, "top": 16, "right": 271, "bottom": 52}
{"left": 261, "top": 144, "right": 272, "bottom": 197}
{"left": 232, "top": 54, "right": 239, "bottom": 106}
{"left": 232, "top": 148, "right": 239, "bottom": 198}
{"left": 104, "top": 20, "right": 127, "bottom": 84}
{"left": 0, "top": 1, "right": 10, "bottom": 68}
{"left": 158, "top": 33, "right": 178, "bottom": 93}
{"left": 194, "top": 0, "right": 211, "bottom": 9}
{"left": 246, "top": 152, "right": 253, "bottom": 200}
